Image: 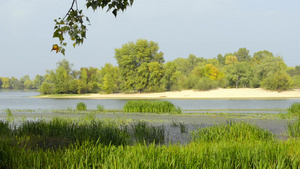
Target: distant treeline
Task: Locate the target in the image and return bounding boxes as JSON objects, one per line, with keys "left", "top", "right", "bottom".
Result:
{"left": 1, "top": 39, "right": 300, "bottom": 94}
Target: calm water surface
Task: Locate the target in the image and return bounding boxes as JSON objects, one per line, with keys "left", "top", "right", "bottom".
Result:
{"left": 1, "top": 90, "right": 300, "bottom": 113}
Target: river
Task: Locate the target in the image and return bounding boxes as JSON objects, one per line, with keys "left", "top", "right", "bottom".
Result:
{"left": 1, "top": 90, "right": 300, "bottom": 113}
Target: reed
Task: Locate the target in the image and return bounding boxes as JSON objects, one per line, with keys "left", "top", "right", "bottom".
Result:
{"left": 1, "top": 118, "right": 300, "bottom": 168}
{"left": 131, "top": 121, "right": 165, "bottom": 144}
{"left": 287, "top": 117, "right": 300, "bottom": 137}
{"left": 288, "top": 103, "right": 300, "bottom": 116}
{"left": 97, "top": 104, "right": 105, "bottom": 112}
{"left": 2, "top": 139, "right": 299, "bottom": 168}
{"left": 123, "top": 100, "right": 181, "bottom": 114}
{"left": 76, "top": 102, "right": 87, "bottom": 111}
{"left": 190, "top": 120, "right": 274, "bottom": 143}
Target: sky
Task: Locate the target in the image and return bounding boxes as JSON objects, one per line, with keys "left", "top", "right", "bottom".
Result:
{"left": 0, "top": 0, "right": 299, "bottom": 79}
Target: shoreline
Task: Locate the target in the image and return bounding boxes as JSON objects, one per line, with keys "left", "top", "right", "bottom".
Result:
{"left": 37, "top": 88, "right": 300, "bottom": 100}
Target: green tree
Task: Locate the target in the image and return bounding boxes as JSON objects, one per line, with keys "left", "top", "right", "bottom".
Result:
{"left": 234, "top": 48, "right": 251, "bottom": 62}
{"left": 261, "top": 71, "right": 293, "bottom": 92}
{"left": 115, "top": 39, "right": 164, "bottom": 92}
{"left": 41, "top": 59, "right": 74, "bottom": 94}
{"left": 52, "top": 0, "right": 134, "bottom": 55}
{"left": 1, "top": 77, "right": 10, "bottom": 89}
{"left": 33, "top": 75, "right": 45, "bottom": 89}
{"left": 225, "top": 62, "right": 252, "bottom": 88}
{"left": 100, "top": 63, "right": 120, "bottom": 93}
{"left": 161, "top": 61, "right": 181, "bottom": 91}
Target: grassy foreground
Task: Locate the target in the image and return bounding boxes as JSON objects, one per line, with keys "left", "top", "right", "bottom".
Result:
{"left": 1, "top": 117, "right": 300, "bottom": 168}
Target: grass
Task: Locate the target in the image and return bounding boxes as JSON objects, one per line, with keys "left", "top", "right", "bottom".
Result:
{"left": 1, "top": 116, "right": 300, "bottom": 168}
{"left": 123, "top": 100, "right": 181, "bottom": 114}
{"left": 190, "top": 120, "right": 274, "bottom": 143}
{"left": 287, "top": 117, "right": 300, "bottom": 137}
{"left": 287, "top": 103, "right": 300, "bottom": 116}
{"left": 97, "top": 104, "right": 105, "bottom": 112}
{"left": 76, "top": 102, "right": 87, "bottom": 111}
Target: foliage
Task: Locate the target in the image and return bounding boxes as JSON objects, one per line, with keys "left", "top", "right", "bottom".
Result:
{"left": 287, "top": 103, "right": 300, "bottom": 116}
{"left": 52, "top": 0, "right": 134, "bottom": 55}
{"left": 115, "top": 39, "right": 165, "bottom": 92}
{"left": 261, "top": 71, "right": 293, "bottom": 92}
{"left": 123, "top": 100, "right": 180, "bottom": 114}
{"left": 76, "top": 102, "right": 87, "bottom": 111}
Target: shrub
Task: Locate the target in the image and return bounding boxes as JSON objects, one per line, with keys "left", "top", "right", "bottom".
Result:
{"left": 287, "top": 103, "right": 300, "bottom": 116}
{"left": 76, "top": 102, "right": 87, "bottom": 111}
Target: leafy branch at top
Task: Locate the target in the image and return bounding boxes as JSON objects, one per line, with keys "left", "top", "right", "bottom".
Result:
{"left": 52, "top": 0, "right": 134, "bottom": 55}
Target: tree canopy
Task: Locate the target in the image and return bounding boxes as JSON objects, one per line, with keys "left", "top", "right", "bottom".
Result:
{"left": 52, "top": 0, "right": 134, "bottom": 55}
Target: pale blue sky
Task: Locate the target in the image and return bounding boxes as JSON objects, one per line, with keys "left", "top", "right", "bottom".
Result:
{"left": 0, "top": 0, "right": 299, "bottom": 78}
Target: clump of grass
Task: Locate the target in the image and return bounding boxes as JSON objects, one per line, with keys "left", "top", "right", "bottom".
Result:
{"left": 5, "top": 109, "right": 13, "bottom": 122}
{"left": 131, "top": 121, "right": 165, "bottom": 144}
{"left": 76, "top": 102, "right": 87, "bottom": 111}
{"left": 287, "top": 103, "right": 300, "bottom": 116}
{"left": 170, "top": 120, "right": 179, "bottom": 127}
{"left": 179, "top": 122, "right": 187, "bottom": 133}
{"left": 97, "top": 104, "right": 105, "bottom": 112}
{"left": 287, "top": 117, "right": 300, "bottom": 137}
{"left": 190, "top": 120, "right": 274, "bottom": 143}
{"left": 124, "top": 100, "right": 180, "bottom": 114}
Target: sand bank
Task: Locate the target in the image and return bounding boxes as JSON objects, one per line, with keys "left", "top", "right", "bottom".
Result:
{"left": 39, "top": 88, "right": 300, "bottom": 99}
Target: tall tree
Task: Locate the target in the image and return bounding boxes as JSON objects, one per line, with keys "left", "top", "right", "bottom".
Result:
{"left": 234, "top": 48, "right": 251, "bottom": 62}
{"left": 114, "top": 39, "right": 164, "bottom": 92}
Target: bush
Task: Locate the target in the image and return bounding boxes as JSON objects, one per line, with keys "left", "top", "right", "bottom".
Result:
{"left": 76, "top": 102, "right": 87, "bottom": 111}
{"left": 287, "top": 103, "right": 300, "bottom": 116}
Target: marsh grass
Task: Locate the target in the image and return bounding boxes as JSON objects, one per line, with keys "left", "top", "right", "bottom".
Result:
{"left": 97, "top": 104, "right": 105, "bottom": 112}
{"left": 131, "top": 121, "right": 165, "bottom": 144}
{"left": 288, "top": 103, "right": 300, "bottom": 116}
{"left": 124, "top": 100, "right": 181, "bottom": 114}
{"left": 76, "top": 102, "right": 87, "bottom": 111}
{"left": 178, "top": 122, "right": 187, "bottom": 133}
{"left": 191, "top": 120, "right": 274, "bottom": 143}
{"left": 287, "top": 117, "right": 300, "bottom": 137}
{"left": 1, "top": 117, "right": 300, "bottom": 168}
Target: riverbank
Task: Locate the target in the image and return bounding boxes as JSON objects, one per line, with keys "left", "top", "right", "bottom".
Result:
{"left": 37, "top": 88, "right": 300, "bottom": 99}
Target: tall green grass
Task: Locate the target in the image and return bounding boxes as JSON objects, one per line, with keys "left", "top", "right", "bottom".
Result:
{"left": 123, "top": 100, "right": 181, "bottom": 114}
{"left": 1, "top": 118, "right": 300, "bottom": 168}
{"left": 76, "top": 102, "right": 87, "bottom": 111}
{"left": 131, "top": 121, "right": 165, "bottom": 144}
{"left": 288, "top": 117, "right": 300, "bottom": 137}
{"left": 288, "top": 103, "right": 300, "bottom": 116}
{"left": 1, "top": 139, "right": 299, "bottom": 168}
{"left": 191, "top": 120, "right": 274, "bottom": 143}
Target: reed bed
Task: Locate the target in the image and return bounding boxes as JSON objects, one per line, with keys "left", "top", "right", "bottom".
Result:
{"left": 123, "top": 100, "right": 181, "bottom": 114}
{"left": 1, "top": 118, "right": 300, "bottom": 168}
{"left": 288, "top": 117, "right": 300, "bottom": 137}
{"left": 288, "top": 103, "right": 300, "bottom": 116}
{"left": 190, "top": 120, "right": 274, "bottom": 143}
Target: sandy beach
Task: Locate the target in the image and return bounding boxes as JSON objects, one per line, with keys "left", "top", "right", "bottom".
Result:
{"left": 40, "top": 88, "right": 300, "bottom": 99}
